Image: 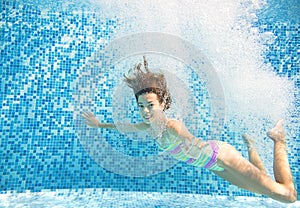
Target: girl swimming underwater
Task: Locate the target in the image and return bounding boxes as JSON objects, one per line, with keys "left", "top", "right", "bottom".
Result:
{"left": 81, "top": 56, "right": 297, "bottom": 203}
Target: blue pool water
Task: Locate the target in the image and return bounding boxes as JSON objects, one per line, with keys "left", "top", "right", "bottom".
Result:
{"left": 0, "top": 0, "right": 299, "bottom": 207}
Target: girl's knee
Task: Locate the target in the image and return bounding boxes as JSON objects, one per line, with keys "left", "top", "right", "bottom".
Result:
{"left": 274, "top": 185, "right": 297, "bottom": 203}
{"left": 286, "top": 186, "right": 297, "bottom": 203}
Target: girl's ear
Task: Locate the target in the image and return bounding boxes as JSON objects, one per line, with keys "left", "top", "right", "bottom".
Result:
{"left": 160, "top": 102, "right": 166, "bottom": 110}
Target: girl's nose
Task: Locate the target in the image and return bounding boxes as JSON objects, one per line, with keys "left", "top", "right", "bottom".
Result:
{"left": 143, "top": 107, "right": 150, "bottom": 113}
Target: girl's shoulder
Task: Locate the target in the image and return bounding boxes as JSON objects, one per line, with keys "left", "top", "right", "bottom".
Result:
{"left": 166, "top": 118, "right": 183, "bottom": 132}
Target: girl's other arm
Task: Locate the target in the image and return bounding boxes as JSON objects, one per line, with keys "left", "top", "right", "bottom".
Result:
{"left": 81, "top": 112, "right": 149, "bottom": 132}
{"left": 167, "top": 119, "right": 195, "bottom": 143}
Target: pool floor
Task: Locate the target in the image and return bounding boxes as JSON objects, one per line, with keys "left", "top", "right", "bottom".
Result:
{"left": 0, "top": 189, "right": 299, "bottom": 208}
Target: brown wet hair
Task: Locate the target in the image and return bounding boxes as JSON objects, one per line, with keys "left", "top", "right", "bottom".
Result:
{"left": 123, "top": 56, "right": 172, "bottom": 110}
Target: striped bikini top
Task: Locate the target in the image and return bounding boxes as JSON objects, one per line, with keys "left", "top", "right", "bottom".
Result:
{"left": 157, "top": 134, "right": 224, "bottom": 172}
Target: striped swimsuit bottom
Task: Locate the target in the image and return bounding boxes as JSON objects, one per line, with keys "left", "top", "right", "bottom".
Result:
{"left": 162, "top": 140, "right": 226, "bottom": 172}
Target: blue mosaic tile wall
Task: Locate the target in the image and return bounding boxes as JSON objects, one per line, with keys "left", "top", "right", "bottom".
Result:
{"left": 1, "top": 0, "right": 299, "bottom": 199}
{"left": 258, "top": 21, "right": 300, "bottom": 196}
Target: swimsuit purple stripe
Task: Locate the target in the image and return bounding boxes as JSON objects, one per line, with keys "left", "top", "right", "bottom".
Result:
{"left": 186, "top": 158, "right": 195, "bottom": 164}
{"left": 169, "top": 145, "right": 181, "bottom": 154}
{"left": 204, "top": 141, "right": 218, "bottom": 169}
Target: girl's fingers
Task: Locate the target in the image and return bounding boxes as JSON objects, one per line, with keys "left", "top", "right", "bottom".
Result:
{"left": 81, "top": 112, "right": 88, "bottom": 117}
{"left": 80, "top": 113, "right": 87, "bottom": 119}
{"left": 81, "top": 112, "right": 94, "bottom": 118}
{"left": 86, "top": 112, "right": 92, "bottom": 116}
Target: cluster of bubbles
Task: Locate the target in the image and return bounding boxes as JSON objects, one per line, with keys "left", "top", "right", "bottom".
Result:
{"left": 73, "top": 0, "right": 297, "bottom": 176}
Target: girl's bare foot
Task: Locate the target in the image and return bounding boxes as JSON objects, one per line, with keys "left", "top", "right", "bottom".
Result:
{"left": 267, "top": 119, "right": 285, "bottom": 142}
{"left": 242, "top": 134, "right": 256, "bottom": 150}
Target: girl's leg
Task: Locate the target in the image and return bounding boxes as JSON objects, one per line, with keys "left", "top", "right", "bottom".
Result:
{"left": 213, "top": 120, "right": 297, "bottom": 203}
{"left": 242, "top": 134, "right": 267, "bottom": 174}
{"left": 267, "top": 119, "right": 294, "bottom": 188}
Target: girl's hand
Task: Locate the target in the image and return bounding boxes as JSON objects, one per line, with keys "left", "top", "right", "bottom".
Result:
{"left": 81, "top": 112, "right": 101, "bottom": 128}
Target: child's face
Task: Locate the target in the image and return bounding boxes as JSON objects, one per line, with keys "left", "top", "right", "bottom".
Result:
{"left": 137, "top": 92, "right": 165, "bottom": 124}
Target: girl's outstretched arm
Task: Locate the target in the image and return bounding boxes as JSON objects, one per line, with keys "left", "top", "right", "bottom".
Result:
{"left": 81, "top": 112, "right": 149, "bottom": 132}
